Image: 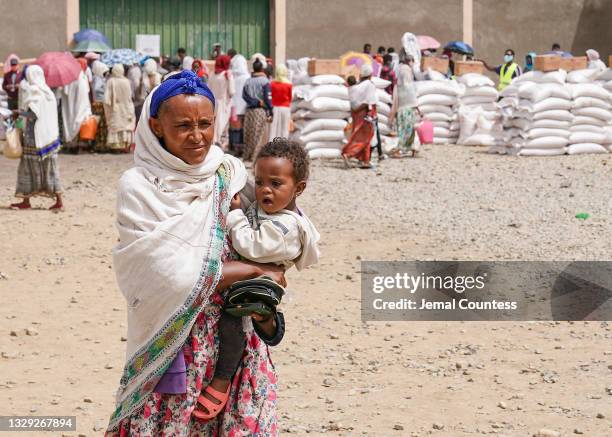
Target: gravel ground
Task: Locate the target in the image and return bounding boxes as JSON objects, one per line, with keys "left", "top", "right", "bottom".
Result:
{"left": 0, "top": 147, "right": 610, "bottom": 436}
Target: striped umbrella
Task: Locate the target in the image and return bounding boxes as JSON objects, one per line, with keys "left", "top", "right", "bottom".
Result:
{"left": 101, "top": 49, "right": 145, "bottom": 66}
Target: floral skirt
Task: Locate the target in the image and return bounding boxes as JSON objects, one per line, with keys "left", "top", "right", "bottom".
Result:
{"left": 106, "top": 297, "right": 278, "bottom": 437}
{"left": 397, "top": 107, "right": 418, "bottom": 151}
{"left": 92, "top": 102, "right": 109, "bottom": 152}
{"left": 243, "top": 108, "right": 269, "bottom": 161}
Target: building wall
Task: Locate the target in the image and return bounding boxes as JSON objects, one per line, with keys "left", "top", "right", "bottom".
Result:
{"left": 473, "top": 0, "right": 612, "bottom": 66}
{"left": 286, "top": 0, "right": 611, "bottom": 65}
{"left": 0, "top": 0, "right": 68, "bottom": 61}
{"left": 286, "top": 0, "right": 463, "bottom": 59}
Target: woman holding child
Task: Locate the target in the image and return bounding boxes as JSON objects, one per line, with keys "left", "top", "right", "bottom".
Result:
{"left": 106, "top": 70, "right": 316, "bottom": 436}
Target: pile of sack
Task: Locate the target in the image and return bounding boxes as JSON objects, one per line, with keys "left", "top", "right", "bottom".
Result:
{"left": 565, "top": 69, "right": 611, "bottom": 154}
{"left": 371, "top": 77, "right": 398, "bottom": 152}
{"left": 415, "top": 79, "right": 461, "bottom": 144}
{"left": 290, "top": 74, "right": 350, "bottom": 159}
{"left": 496, "top": 70, "right": 572, "bottom": 156}
{"left": 456, "top": 74, "right": 502, "bottom": 147}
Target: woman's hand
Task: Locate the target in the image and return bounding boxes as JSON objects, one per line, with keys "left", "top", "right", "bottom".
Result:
{"left": 257, "top": 263, "right": 287, "bottom": 287}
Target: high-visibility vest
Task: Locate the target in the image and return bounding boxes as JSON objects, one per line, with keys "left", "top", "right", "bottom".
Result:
{"left": 498, "top": 63, "right": 519, "bottom": 91}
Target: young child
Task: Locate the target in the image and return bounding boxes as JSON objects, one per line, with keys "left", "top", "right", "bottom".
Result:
{"left": 194, "top": 138, "right": 320, "bottom": 420}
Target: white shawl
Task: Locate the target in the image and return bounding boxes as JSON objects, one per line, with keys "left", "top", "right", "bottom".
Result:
{"left": 230, "top": 55, "right": 250, "bottom": 115}
{"left": 23, "top": 65, "right": 59, "bottom": 149}
{"left": 61, "top": 71, "right": 92, "bottom": 142}
{"left": 112, "top": 89, "right": 246, "bottom": 412}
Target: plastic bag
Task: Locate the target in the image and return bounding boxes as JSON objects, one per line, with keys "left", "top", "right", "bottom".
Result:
{"left": 4, "top": 124, "right": 22, "bottom": 159}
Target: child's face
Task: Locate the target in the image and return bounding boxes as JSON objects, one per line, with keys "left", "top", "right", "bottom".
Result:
{"left": 254, "top": 157, "right": 305, "bottom": 214}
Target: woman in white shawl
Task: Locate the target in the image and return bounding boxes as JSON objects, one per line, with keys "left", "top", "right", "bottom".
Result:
{"left": 104, "top": 64, "right": 136, "bottom": 152}
{"left": 208, "top": 54, "right": 235, "bottom": 148}
{"left": 60, "top": 67, "right": 91, "bottom": 152}
{"left": 228, "top": 54, "right": 250, "bottom": 155}
{"left": 10, "top": 65, "right": 63, "bottom": 211}
{"left": 586, "top": 49, "right": 607, "bottom": 73}
{"left": 106, "top": 70, "right": 285, "bottom": 435}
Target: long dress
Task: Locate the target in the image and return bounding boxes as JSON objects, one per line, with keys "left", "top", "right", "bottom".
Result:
{"left": 208, "top": 71, "right": 235, "bottom": 147}
{"left": 342, "top": 106, "right": 375, "bottom": 163}
{"left": 15, "top": 110, "right": 62, "bottom": 198}
{"left": 104, "top": 72, "right": 135, "bottom": 151}
{"left": 60, "top": 71, "right": 92, "bottom": 151}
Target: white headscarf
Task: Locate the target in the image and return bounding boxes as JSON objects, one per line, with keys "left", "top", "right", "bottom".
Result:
{"left": 112, "top": 89, "right": 247, "bottom": 416}
{"left": 230, "top": 54, "right": 250, "bottom": 115}
{"left": 402, "top": 32, "right": 422, "bottom": 74}
{"left": 586, "top": 49, "right": 607, "bottom": 72}
{"left": 60, "top": 70, "right": 92, "bottom": 142}
{"left": 92, "top": 60, "right": 109, "bottom": 78}
{"left": 182, "top": 56, "right": 194, "bottom": 71}
{"left": 23, "top": 65, "right": 59, "bottom": 149}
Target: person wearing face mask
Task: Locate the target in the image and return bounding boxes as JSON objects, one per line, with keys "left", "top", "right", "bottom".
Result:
{"left": 481, "top": 49, "right": 522, "bottom": 92}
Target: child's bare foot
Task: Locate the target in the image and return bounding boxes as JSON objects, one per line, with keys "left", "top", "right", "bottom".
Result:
{"left": 10, "top": 200, "right": 31, "bottom": 210}
{"left": 193, "top": 377, "right": 231, "bottom": 420}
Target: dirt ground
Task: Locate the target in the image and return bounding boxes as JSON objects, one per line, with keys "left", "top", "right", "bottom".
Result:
{"left": 1, "top": 146, "right": 610, "bottom": 436}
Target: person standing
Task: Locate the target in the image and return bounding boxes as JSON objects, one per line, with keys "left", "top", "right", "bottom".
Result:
{"left": 379, "top": 54, "right": 397, "bottom": 95}
{"left": 3, "top": 55, "right": 22, "bottom": 110}
{"left": 481, "top": 49, "right": 522, "bottom": 92}
{"left": 208, "top": 54, "right": 235, "bottom": 148}
{"left": 103, "top": 64, "right": 135, "bottom": 153}
{"left": 342, "top": 64, "right": 378, "bottom": 169}
{"left": 91, "top": 60, "right": 109, "bottom": 152}
{"left": 10, "top": 65, "right": 63, "bottom": 211}
{"left": 268, "top": 64, "right": 292, "bottom": 141}
{"left": 229, "top": 54, "right": 250, "bottom": 155}
{"left": 390, "top": 57, "right": 420, "bottom": 157}
{"left": 242, "top": 60, "right": 272, "bottom": 161}
{"left": 59, "top": 62, "right": 92, "bottom": 152}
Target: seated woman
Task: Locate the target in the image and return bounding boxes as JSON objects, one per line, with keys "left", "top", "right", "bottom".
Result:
{"left": 106, "top": 70, "right": 284, "bottom": 436}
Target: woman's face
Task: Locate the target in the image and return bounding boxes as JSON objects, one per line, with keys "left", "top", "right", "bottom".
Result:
{"left": 149, "top": 94, "right": 215, "bottom": 165}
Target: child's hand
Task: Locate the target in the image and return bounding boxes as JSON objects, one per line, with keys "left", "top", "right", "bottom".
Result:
{"left": 230, "top": 193, "right": 241, "bottom": 210}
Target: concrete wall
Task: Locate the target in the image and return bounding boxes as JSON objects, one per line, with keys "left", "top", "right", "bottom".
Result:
{"left": 0, "top": 0, "right": 68, "bottom": 61}
{"left": 285, "top": 0, "right": 463, "bottom": 59}
{"left": 473, "top": 0, "right": 612, "bottom": 66}
{"left": 286, "top": 0, "right": 611, "bottom": 65}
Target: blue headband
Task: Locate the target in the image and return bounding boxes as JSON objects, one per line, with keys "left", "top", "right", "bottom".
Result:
{"left": 150, "top": 70, "right": 215, "bottom": 117}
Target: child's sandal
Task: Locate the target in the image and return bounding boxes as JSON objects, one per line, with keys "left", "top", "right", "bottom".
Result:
{"left": 193, "top": 384, "right": 231, "bottom": 421}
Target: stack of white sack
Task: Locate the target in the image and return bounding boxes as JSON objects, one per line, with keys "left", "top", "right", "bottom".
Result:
{"left": 456, "top": 74, "right": 502, "bottom": 147}
{"left": 501, "top": 70, "right": 572, "bottom": 156}
{"left": 594, "top": 68, "right": 612, "bottom": 151}
{"left": 290, "top": 74, "right": 350, "bottom": 159}
{"left": 370, "top": 77, "right": 396, "bottom": 149}
{"left": 565, "top": 69, "right": 611, "bottom": 155}
{"left": 287, "top": 58, "right": 311, "bottom": 85}
{"left": 414, "top": 79, "right": 461, "bottom": 144}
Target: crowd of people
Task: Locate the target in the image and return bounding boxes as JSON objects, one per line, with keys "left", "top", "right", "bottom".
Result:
{"left": 1, "top": 46, "right": 300, "bottom": 211}
{"left": 2, "top": 40, "right": 609, "bottom": 209}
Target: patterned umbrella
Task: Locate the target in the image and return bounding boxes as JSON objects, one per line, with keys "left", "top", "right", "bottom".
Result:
{"left": 101, "top": 49, "right": 145, "bottom": 67}
{"left": 340, "top": 51, "right": 380, "bottom": 77}
{"left": 34, "top": 52, "right": 81, "bottom": 87}
{"left": 73, "top": 29, "right": 109, "bottom": 45}
{"left": 71, "top": 39, "right": 111, "bottom": 53}
{"left": 417, "top": 35, "right": 441, "bottom": 51}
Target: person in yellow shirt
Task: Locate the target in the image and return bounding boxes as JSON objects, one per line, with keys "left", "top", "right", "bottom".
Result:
{"left": 480, "top": 49, "right": 523, "bottom": 91}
